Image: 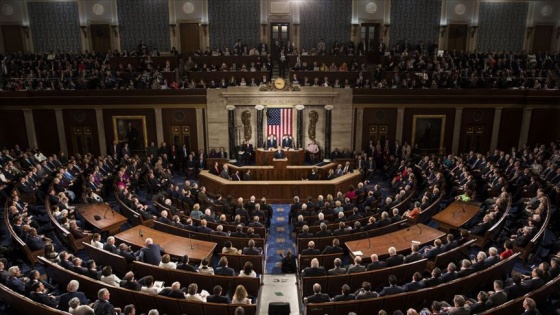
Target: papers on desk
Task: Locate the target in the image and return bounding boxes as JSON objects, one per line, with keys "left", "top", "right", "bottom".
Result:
{"left": 411, "top": 240, "right": 421, "bottom": 245}
{"left": 154, "top": 281, "right": 164, "bottom": 290}
{"left": 353, "top": 250, "right": 364, "bottom": 256}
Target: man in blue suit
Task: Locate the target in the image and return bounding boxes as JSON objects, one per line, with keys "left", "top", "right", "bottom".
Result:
{"left": 57, "top": 280, "right": 89, "bottom": 311}
{"left": 266, "top": 134, "right": 277, "bottom": 149}
{"left": 281, "top": 134, "right": 293, "bottom": 149}
{"left": 214, "top": 256, "right": 236, "bottom": 276}
{"left": 137, "top": 238, "right": 164, "bottom": 266}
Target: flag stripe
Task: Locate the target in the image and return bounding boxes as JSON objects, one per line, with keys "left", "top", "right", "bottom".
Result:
{"left": 267, "top": 108, "right": 293, "bottom": 138}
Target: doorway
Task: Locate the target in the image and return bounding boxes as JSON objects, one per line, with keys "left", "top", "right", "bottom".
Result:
{"left": 532, "top": 25, "right": 553, "bottom": 53}
{"left": 180, "top": 23, "right": 200, "bottom": 54}
{"left": 360, "top": 23, "right": 380, "bottom": 63}
{"left": 447, "top": 24, "right": 468, "bottom": 53}
{"left": 1, "top": 25, "right": 24, "bottom": 53}
{"left": 90, "top": 24, "right": 111, "bottom": 53}
{"left": 270, "top": 22, "right": 290, "bottom": 59}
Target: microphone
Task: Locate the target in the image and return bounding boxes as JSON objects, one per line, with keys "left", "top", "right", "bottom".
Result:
{"left": 363, "top": 232, "right": 371, "bottom": 248}
{"left": 415, "top": 223, "right": 423, "bottom": 234}
{"left": 103, "top": 207, "right": 110, "bottom": 219}
{"left": 189, "top": 233, "right": 194, "bottom": 250}
{"left": 139, "top": 228, "right": 144, "bottom": 238}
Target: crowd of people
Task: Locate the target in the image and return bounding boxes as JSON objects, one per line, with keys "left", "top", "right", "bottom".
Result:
{"left": 2, "top": 36, "right": 559, "bottom": 90}
{"left": 1, "top": 134, "right": 560, "bottom": 314}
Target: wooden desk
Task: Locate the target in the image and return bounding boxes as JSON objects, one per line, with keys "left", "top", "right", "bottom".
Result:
{"left": 256, "top": 149, "right": 305, "bottom": 166}
{"left": 222, "top": 162, "right": 337, "bottom": 181}
{"left": 432, "top": 201, "right": 481, "bottom": 233}
{"left": 345, "top": 224, "right": 446, "bottom": 262}
{"left": 78, "top": 203, "right": 127, "bottom": 235}
{"left": 200, "top": 169, "right": 360, "bottom": 203}
{"left": 115, "top": 226, "right": 216, "bottom": 263}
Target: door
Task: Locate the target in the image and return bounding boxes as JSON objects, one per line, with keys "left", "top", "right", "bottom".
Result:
{"left": 1, "top": 25, "right": 24, "bottom": 53}
{"left": 270, "top": 23, "right": 289, "bottom": 60}
{"left": 71, "top": 126, "right": 94, "bottom": 155}
{"left": 90, "top": 24, "right": 111, "bottom": 53}
{"left": 360, "top": 23, "right": 380, "bottom": 63}
{"left": 180, "top": 23, "right": 200, "bottom": 54}
{"left": 464, "top": 125, "right": 485, "bottom": 153}
{"left": 532, "top": 25, "right": 553, "bottom": 53}
{"left": 447, "top": 24, "right": 468, "bottom": 52}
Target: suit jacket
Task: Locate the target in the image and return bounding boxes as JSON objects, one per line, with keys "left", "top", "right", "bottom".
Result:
{"left": 207, "top": 294, "right": 230, "bottom": 304}
{"left": 404, "top": 252, "right": 423, "bottom": 263}
{"left": 159, "top": 288, "right": 186, "bottom": 299}
{"left": 93, "top": 299, "right": 118, "bottom": 314}
{"left": 306, "top": 293, "right": 331, "bottom": 303}
{"left": 57, "top": 291, "right": 89, "bottom": 312}
{"left": 281, "top": 137, "right": 293, "bottom": 148}
{"left": 266, "top": 138, "right": 278, "bottom": 149}
{"left": 327, "top": 266, "right": 347, "bottom": 275}
{"left": 367, "top": 261, "right": 387, "bottom": 271}
{"left": 215, "top": 266, "right": 236, "bottom": 276}
{"left": 103, "top": 243, "right": 119, "bottom": 254}
{"left": 356, "top": 291, "right": 379, "bottom": 300}
{"left": 347, "top": 265, "right": 366, "bottom": 274}
{"left": 301, "top": 248, "right": 321, "bottom": 256}
{"left": 402, "top": 281, "right": 425, "bottom": 292}
{"left": 322, "top": 246, "right": 343, "bottom": 254}
{"left": 139, "top": 244, "right": 163, "bottom": 265}
{"left": 423, "top": 246, "right": 444, "bottom": 260}
{"left": 242, "top": 247, "right": 261, "bottom": 255}
{"left": 333, "top": 294, "right": 356, "bottom": 301}
{"left": 385, "top": 254, "right": 405, "bottom": 267}
{"left": 449, "top": 307, "right": 470, "bottom": 315}
{"left": 379, "top": 285, "right": 404, "bottom": 296}
{"left": 505, "top": 283, "right": 527, "bottom": 300}
{"left": 302, "top": 267, "right": 327, "bottom": 277}
{"left": 273, "top": 150, "right": 285, "bottom": 159}
{"left": 486, "top": 291, "right": 508, "bottom": 307}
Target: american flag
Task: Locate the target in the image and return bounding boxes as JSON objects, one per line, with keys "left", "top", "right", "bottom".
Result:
{"left": 267, "top": 108, "right": 293, "bottom": 138}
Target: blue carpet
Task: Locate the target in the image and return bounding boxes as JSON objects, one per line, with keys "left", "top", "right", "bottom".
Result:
{"left": 266, "top": 204, "right": 295, "bottom": 274}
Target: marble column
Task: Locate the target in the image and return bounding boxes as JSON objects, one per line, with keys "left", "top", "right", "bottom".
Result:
{"left": 395, "top": 108, "right": 405, "bottom": 143}
{"left": 23, "top": 109, "right": 37, "bottom": 149}
{"left": 452, "top": 108, "right": 463, "bottom": 154}
{"left": 256, "top": 105, "right": 264, "bottom": 148}
{"left": 518, "top": 107, "right": 533, "bottom": 149}
{"left": 295, "top": 105, "right": 305, "bottom": 149}
{"left": 95, "top": 108, "right": 107, "bottom": 155}
{"left": 490, "top": 108, "right": 502, "bottom": 151}
{"left": 324, "top": 105, "right": 334, "bottom": 157}
{"left": 154, "top": 108, "right": 164, "bottom": 146}
{"left": 227, "top": 105, "right": 236, "bottom": 158}
{"left": 54, "top": 109, "right": 68, "bottom": 154}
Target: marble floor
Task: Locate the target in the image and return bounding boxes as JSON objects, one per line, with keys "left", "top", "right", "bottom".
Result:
{"left": 256, "top": 274, "right": 301, "bottom": 315}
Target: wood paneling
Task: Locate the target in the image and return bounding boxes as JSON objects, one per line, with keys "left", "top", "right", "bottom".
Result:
{"left": 90, "top": 24, "right": 112, "bottom": 52}
{"left": 61, "top": 109, "right": 99, "bottom": 156}
{"left": 32, "top": 109, "right": 59, "bottom": 155}
{"left": 497, "top": 108, "right": 522, "bottom": 150}
{"left": 458, "top": 108, "right": 494, "bottom": 154}
{"left": 361, "top": 108, "right": 397, "bottom": 150}
{"left": 528, "top": 108, "right": 560, "bottom": 145}
{"left": 161, "top": 108, "right": 198, "bottom": 151}
{"left": 0, "top": 110, "right": 28, "bottom": 150}
{"left": 180, "top": 23, "right": 200, "bottom": 54}
{"left": 447, "top": 24, "right": 468, "bottom": 52}
{"left": 403, "top": 108, "right": 455, "bottom": 154}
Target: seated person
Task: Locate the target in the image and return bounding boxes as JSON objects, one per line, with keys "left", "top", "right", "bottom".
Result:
{"left": 273, "top": 146, "right": 285, "bottom": 159}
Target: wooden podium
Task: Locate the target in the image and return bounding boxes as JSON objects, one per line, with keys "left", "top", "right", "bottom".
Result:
{"left": 256, "top": 149, "right": 304, "bottom": 166}
{"left": 272, "top": 158, "right": 288, "bottom": 169}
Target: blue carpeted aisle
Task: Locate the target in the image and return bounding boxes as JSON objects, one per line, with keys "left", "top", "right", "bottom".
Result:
{"left": 265, "top": 204, "right": 295, "bottom": 274}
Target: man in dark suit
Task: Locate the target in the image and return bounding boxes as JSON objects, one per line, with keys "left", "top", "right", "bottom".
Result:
{"left": 6, "top": 266, "right": 26, "bottom": 294}
{"left": 440, "top": 262, "right": 458, "bottom": 283}
{"left": 322, "top": 238, "right": 343, "bottom": 254}
{"left": 332, "top": 284, "right": 356, "bottom": 301}
{"left": 421, "top": 239, "right": 444, "bottom": 260}
{"left": 402, "top": 272, "right": 425, "bottom": 292}
{"left": 266, "top": 135, "right": 278, "bottom": 149}
{"left": 486, "top": 280, "right": 508, "bottom": 308}
{"left": 521, "top": 268, "right": 545, "bottom": 292}
{"left": 301, "top": 241, "right": 321, "bottom": 256}
{"left": 404, "top": 244, "right": 423, "bottom": 263}
{"left": 207, "top": 285, "right": 231, "bottom": 304}
{"left": 215, "top": 257, "right": 236, "bottom": 276}
{"left": 57, "top": 280, "right": 89, "bottom": 311}
{"left": 385, "top": 247, "right": 405, "bottom": 267}
{"left": 449, "top": 295, "right": 470, "bottom": 315}
{"left": 355, "top": 281, "right": 379, "bottom": 300}
{"left": 302, "top": 258, "right": 327, "bottom": 277}
{"left": 305, "top": 283, "right": 330, "bottom": 303}
{"left": 423, "top": 267, "right": 443, "bottom": 287}
{"left": 379, "top": 275, "right": 404, "bottom": 296}
{"left": 327, "top": 258, "right": 347, "bottom": 275}
{"left": 242, "top": 141, "right": 254, "bottom": 164}
{"left": 367, "top": 254, "right": 387, "bottom": 271}
{"left": 29, "top": 281, "right": 58, "bottom": 307}
{"left": 103, "top": 236, "right": 119, "bottom": 254}
{"left": 158, "top": 282, "right": 186, "bottom": 299}
{"left": 119, "top": 271, "right": 142, "bottom": 291}
{"left": 469, "top": 214, "right": 492, "bottom": 236}
{"left": 281, "top": 134, "right": 293, "bottom": 149}
{"left": 137, "top": 238, "right": 164, "bottom": 266}
{"left": 505, "top": 274, "right": 527, "bottom": 300}
{"left": 242, "top": 239, "right": 261, "bottom": 255}
{"left": 93, "top": 288, "right": 122, "bottom": 314}
{"left": 273, "top": 146, "right": 285, "bottom": 159}
{"left": 177, "top": 255, "right": 196, "bottom": 272}
{"left": 347, "top": 256, "right": 366, "bottom": 274}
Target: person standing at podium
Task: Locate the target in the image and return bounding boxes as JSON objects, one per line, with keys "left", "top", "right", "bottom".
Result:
{"left": 273, "top": 146, "right": 285, "bottom": 159}
{"left": 281, "top": 134, "right": 293, "bottom": 150}
{"left": 266, "top": 134, "right": 278, "bottom": 150}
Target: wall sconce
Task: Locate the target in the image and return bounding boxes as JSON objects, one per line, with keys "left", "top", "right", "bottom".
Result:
{"left": 80, "top": 25, "right": 88, "bottom": 38}
{"left": 200, "top": 23, "right": 208, "bottom": 36}
{"left": 440, "top": 25, "right": 447, "bottom": 37}
{"left": 526, "top": 26, "right": 534, "bottom": 38}
{"left": 470, "top": 25, "right": 478, "bottom": 38}
{"left": 293, "top": 23, "right": 299, "bottom": 37}
{"left": 170, "top": 24, "right": 176, "bottom": 36}
{"left": 21, "top": 25, "right": 30, "bottom": 39}
{"left": 111, "top": 25, "right": 118, "bottom": 37}
{"left": 383, "top": 24, "right": 390, "bottom": 37}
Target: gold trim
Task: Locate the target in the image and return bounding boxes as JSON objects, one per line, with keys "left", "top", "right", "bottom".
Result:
{"left": 411, "top": 115, "right": 446, "bottom": 150}
{"left": 112, "top": 115, "right": 148, "bottom": 150}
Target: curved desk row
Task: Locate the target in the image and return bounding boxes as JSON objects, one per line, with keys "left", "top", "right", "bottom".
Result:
{"left": 223, "top": 162, "right": 338, "bottom": 181}
{"left": 199, "top": 169, "right": 361, "bottom": 203}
